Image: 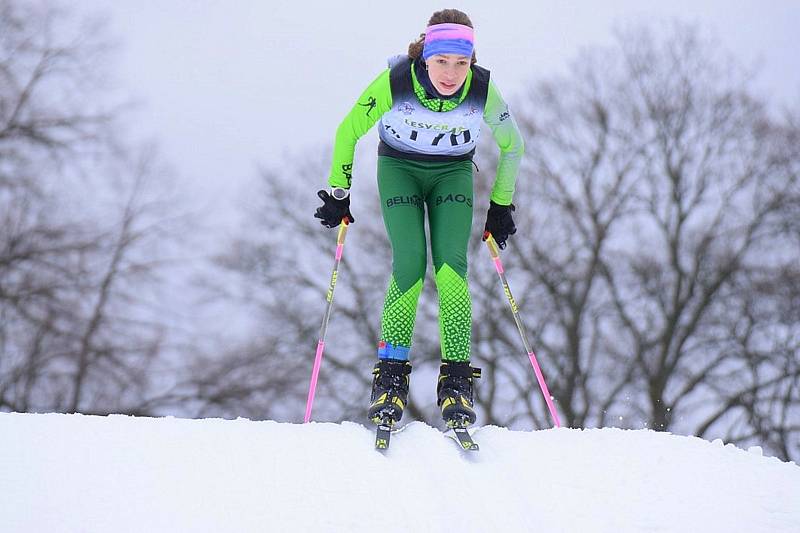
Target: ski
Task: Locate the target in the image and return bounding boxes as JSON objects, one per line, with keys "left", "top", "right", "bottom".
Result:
{"left": 374, "top": 418, "right": 394, "bottom": 450}
{"left": 448, "top": 426, "right": 480, "bottom": 451}
{"left": 375, "top": 424, "right": 391, "bottom": 450}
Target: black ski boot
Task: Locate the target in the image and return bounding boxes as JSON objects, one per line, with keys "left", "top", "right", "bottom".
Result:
{"left": 368, "top": 360, "right": 412, "bottom": 426}
{"left": 437, "top": 361, "right": 481, "bottom": 428}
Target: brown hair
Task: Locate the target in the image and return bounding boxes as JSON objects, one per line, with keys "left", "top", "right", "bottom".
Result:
{"left": 408, "top": 9, "right": 477, "bottom": 65}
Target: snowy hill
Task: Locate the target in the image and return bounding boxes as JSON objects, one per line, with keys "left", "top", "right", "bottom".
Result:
{"left": 1, "top": 413, "right": 799, "bottom": 532}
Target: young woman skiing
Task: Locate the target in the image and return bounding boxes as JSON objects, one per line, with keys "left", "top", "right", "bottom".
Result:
{"left": 314, "top": 9, "right": 523, "bottom": 430}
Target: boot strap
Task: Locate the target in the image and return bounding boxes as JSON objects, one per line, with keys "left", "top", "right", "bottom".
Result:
{"left": 373, "top": 360, "right": 412, "bottom": 376}
{"left": 439, "top": 362, "right": 481, "bottom": 379}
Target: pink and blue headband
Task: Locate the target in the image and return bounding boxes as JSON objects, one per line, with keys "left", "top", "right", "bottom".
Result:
{"left": 422, "top": 23, "right": 474, "bottom": 60}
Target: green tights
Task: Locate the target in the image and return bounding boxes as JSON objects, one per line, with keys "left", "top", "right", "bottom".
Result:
{"left": 376, "top": 155, "right": 473, "bottom": 363}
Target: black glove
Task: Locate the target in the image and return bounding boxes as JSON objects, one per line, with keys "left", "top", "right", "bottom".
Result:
{"left": 314, "top": 189, "right": 354, "bottom": 228}
{"left": 483, "top": 201, "right": 516, "bottom": 249}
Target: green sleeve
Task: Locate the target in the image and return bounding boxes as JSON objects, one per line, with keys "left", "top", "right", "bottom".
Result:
{"left": 328, "top": 69, "right": 394, "bottom": 188}
{"left": 483, "top": 80, "right": 524, "bottom": 205}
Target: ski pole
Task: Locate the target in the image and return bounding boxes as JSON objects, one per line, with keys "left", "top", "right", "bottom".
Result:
{"left": 483, "top": 232, "right": 562, "bottom": 428}
{"left": 304, "top": 217, "right": 350, "bottom": 423}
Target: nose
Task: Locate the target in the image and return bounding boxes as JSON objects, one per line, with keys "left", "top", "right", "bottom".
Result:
{"left": 442, "top": 66, "right": 458, "bottom": 80}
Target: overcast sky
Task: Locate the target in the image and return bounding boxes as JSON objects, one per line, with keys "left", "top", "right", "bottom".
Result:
{"left": 78, "top": 0, "right": 799, "bottom": 236}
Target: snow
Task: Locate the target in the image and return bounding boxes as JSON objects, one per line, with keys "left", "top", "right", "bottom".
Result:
{"left": 1, "top": 413, "right": 799, "bottom": 532}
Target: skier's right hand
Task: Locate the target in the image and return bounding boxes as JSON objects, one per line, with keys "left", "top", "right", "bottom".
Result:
{"left": 314, "top": 189, "right": 354, "bottom": 228}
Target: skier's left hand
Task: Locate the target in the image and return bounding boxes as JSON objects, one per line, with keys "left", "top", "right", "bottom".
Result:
{"left": 314, "top": 189, "right": 354, "bottom": 228}
{"left": 482, "top": 201, "right": 516, "bottom": 249}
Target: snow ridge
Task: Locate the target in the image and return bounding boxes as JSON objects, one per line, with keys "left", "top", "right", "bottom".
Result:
{"left": 2, "top": 413, "right": 799, "bottom": 532}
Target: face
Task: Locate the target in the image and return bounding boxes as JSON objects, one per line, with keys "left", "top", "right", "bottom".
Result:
{"left": 425, "top": 54, "right": 471, "bottom": 95}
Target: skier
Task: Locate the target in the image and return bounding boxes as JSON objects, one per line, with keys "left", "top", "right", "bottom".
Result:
{"left": 314, "top": 9, "right": 523, "bottom": 431}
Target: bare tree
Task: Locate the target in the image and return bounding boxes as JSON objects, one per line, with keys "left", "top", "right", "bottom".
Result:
{"left": 0, "top": 1, "right": 188, "bottom": 415}
{"left": 495, "top": 21, "right": 800, "bottom": 459}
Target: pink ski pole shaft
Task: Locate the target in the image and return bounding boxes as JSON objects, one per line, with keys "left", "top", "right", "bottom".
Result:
{"left": 304, "top": 218, "right": 350, "bottom": 423}
{"left": 484, "top": 232, "right": 562, "bottom": 428}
